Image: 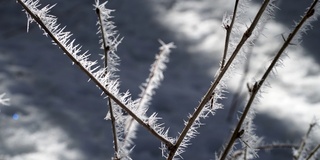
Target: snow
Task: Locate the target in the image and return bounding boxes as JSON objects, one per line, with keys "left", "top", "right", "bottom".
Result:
{"left": 1, "top": 0, "right": 320, "bottom": 159}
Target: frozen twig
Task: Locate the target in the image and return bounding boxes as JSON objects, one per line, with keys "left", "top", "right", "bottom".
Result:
{"left": 96, "top": 4, "right": 120, "bottom": 158}
{"left": 221, "top": 0, "right": 239, "bottom": 69}
{"left": 306, "top": 144, "right": 320, "bottom": 160}
{"left": 295, "top": 121, "right": 317, "bottom": 160}
{"left": 258, "top": 143, "right": 298, "bottom": 150}
{"left": 232, "top": 143, "right": 298, "bottom": 159}
{"left": 124, "top": 40, "right": 175, "bottom": 150}
{"left": 108, "top": 99, "right": 120, "bottom": 159}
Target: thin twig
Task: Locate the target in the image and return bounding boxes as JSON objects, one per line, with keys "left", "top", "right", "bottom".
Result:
{"left": 123, "top": 48, "right": 165, "bottom": 145}
{"left": 108, "top": 99, "right": 119, "bottom": 159}
{"left": 17, "top": 0, "right": 174, "bottom": 149}
{"left": 222, "top": 0, "right": 240, "bottom": 122}
{"left": 221, "top": 0, "right": 239, "bottom": 69}
{"left": 167, "top": 1, "right": 271, "bottom": 159}
{"left": 232, "top": 143, "right": 298, "bottom": 158}
{"left": 306, "top": 144, "right": 320, "bottom": 160}
{"left": 219, "top": 1, "right": 318, "bottom": 159}
{"left": 258, "top": 143, "right": 298, "bottom": 150}
{"left": 96, "top": 7, "right": 119, "bottom": 159}
{"left": 96, "top": 8, "right": 111, "bottom": 64}
{"left": 295, "top": 122, "right": 317, "bottom": 160}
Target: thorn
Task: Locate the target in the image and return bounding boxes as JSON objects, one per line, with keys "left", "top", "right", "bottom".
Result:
{"left": 237, "top": 129, "right": 245, "bottom": 138}
{"left": 95, "top": 8, "right": 100, "bottom": 15}
{"left": 209, "top": 92, "right": 215, "bottom": 109}
{"left": 281, "top": 33, "right": 296, "bottom": 45}
{"left": 246, "top": 83, "right": 252, "bottom": 93}
{"left": 307, "top": 9, "right": 315, "bottom": 18}
{"left": 105, "top": 45, "right": 110, "bottom": 53}
{"left": 281, "top": 34, "right": 286, "bottom": 42}
{"left": 239, "top": 137, "right": 251, "bottom": 149}
{"left": 252, "top": 81, "right": 259, "bottom": 92}
{"left": 224, "top": 24, "right": 230, "bottom": 30}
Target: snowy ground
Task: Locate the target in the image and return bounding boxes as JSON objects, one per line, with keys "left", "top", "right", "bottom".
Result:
{"left": 1, "top": 0, "right": 320, "bottom": 159}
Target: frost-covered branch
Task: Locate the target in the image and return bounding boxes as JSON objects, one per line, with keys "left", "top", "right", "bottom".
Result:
{"left": 220, "top": 0, "right": 320, "bottom": 159}
{"left": 221, "top": 0, "right": 239, "bottom": 69}
{"left": 95, "top": 0, "right": 122, "bottom": 75}
{"left": 166, "top": 0, "right": 274, "bottom": 159}
{"left": 231, "top": 143, "right": 298, "bottom": 159}
{"left": 16, "top": 0, "right": 132, "bottom": 122}
{"left": 123, "top": 40, "right": 175, "bottom": 151}
{"left": 16, "top": 0, "right": 174, "bottom": 153}
{"left": 306, "top": 144, "right": 320, "bottom": 160}
{"left": 294, "top": 119, "right": 319, "bottom": 160}
{"left": 95, "top": 1, "right": 122, "bottom": 158}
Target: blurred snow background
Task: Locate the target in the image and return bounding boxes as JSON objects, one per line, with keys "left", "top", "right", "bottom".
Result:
{"left": 0, "top": 0, "right": 319, "bottom": 159}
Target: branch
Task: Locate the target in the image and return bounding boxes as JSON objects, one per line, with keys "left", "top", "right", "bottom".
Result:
{"left": 96, "top": 7, "right": 120, "bottom": 158}
{"left": 16, "top": 0, "right": 174, "bottom": 148}
{"left": 295, "top": 121, "right": 317, "bottom": 159}
{"left": 219, "top": 0, "right": 318, "bottom": 159}
{"left": 124, "top": 40, "right": 174, "bottom": 148}
{"left": 306, "top": 144, "right": 320, "bottom": 160}
{"left": 221, "top": 0, "right": 239, "bottom": 69}
{"left": 167, "top": 0, "right": 272, "bottom": 159}
{"left": 232, "top": 143, "right": 298, "bottom": 158}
